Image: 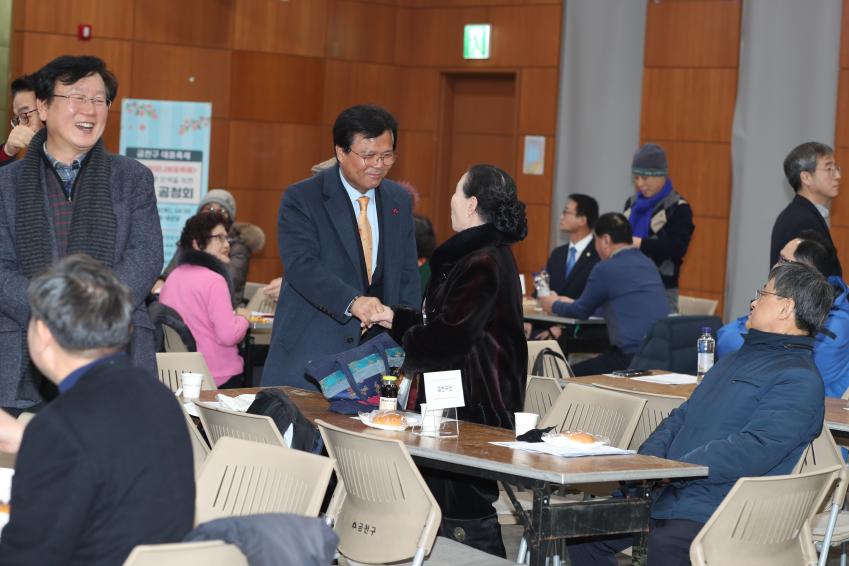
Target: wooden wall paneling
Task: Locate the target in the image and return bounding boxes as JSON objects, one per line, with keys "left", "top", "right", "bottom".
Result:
{"left": 133, "top": 0, "right": 234, "bottom": 49}
{"left": 230, "top": 51, "right": 324, "bottom": 124}
{"left": 514, "top": 135, "right": 553, "bottom": 206}
{"left": 101, "top": 110, "right": 121, "bottom": 153}
{"left": 518, "top": 67, "right": 558, "bottom": 136}
{"left": 389, "top": 129, "right": 436, "bottom": 198}
{"left": 512, "top": 202, "right": 550, "bottom": 275}
{"left": 18, "top": 33, "right": 134, "bottom": 107}
{"left": 830, "top": 225, "right": 849, "bottom": 275}
{"left": 229, "top": 187, "right": 283, "bottom": 261}
{"left": 130, "top": 43, "right": 232, "bottom": 118}
{"left": 321, "top": 60, "right": 398, "bottom": 125}
{"left": 394, "top": 7, "right": 488, "bottom": 67}
{"left": 451, "top": 133, "right": 515, "bottom": 177}
{"left": 246, "top": 256, "right": 283, "bottom": 286}
{"left": 15, "top": 0, "right": 134, "bottom": 39}
{"left": 209, "top": 118, "right": 229, "bottom": 188}
{"left": 830, "top": 145, "right": 849, "bottom": 228}
{"left": 659, "top": 141, "right": 732, "bottom": 219}
{"left": 416, "top": 195, "right": 433, "bottom": 220}
{"left": 489, "top": 5, "right": 560, "bottom": 68}
{"left": 640, "top": 68, "right": 737, "bottom": 143}
{"left": 394, "top": 67, "right": 440, "bottom": 131}
{"left": 226, "top": 121, "right": 327, "bottom": 191}
{"left": 325, "top": 0, "right": 398, "bottom": 63}
{"left": 232, "top": 0, "right": 327, "bottom": 57}
{"left": 677, "top": 216, "right": 728, "bottom": 295}
{"left": 644, "top": 0, "right": 740, "bottom": 68}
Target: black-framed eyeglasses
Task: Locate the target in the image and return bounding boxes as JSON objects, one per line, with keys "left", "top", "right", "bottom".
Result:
{"left": 52, "top": 93, "right": 112, "bottom": 111}
{"left": 348, "top": 149, "right": 397, "bottom": 167}
{"left": 10, "top": 108, "right": 37, "bottom": 128}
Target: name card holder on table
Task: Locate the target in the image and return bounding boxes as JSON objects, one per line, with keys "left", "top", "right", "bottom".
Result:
{"left": 413, "top": 370, "right": 464, "bottom": 438}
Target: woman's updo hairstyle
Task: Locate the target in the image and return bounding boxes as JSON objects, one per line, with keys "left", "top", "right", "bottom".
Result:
{"left": 462, "top": 164, "right": 528, "bottom": 242}
{"left": 178, "top": 211, "right": 228, "bottom": 252}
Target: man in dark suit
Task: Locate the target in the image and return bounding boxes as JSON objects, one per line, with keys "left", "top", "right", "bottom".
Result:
{"left": 0, "top": 56, "right": 163, "bottom": 411}
{"left": 262, "top": 105, "right": 420, "bottom": 390}
{"left": 531, "top": 194, "right": 600, "bottom": 341}
{"left": 0, "top": 254, "right": 194, "bottom": 565}
{"left": 771, "top": 141, "right": 842, "bottom": 275}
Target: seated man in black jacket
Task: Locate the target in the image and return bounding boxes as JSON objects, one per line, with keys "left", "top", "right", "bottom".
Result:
{"left": 0, "top": 254, "right": 195, "bottom": 565}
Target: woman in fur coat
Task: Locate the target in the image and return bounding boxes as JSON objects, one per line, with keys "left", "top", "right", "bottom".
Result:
{"left": 372, "top": 164, "right": 528, "bottom": 557}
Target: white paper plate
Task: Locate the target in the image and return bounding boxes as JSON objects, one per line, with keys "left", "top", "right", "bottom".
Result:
{"left": 541, "top": 432, "right": 609, "bottom": 450}
{"left": 357, "top": 411, "right": 409, "bottom": 431}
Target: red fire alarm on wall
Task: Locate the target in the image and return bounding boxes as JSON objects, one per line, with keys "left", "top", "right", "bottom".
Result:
{"left": 78, "top": 24, "right": 92, "bottom": 41}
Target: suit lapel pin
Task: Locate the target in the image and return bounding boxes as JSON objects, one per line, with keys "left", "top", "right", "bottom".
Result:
{"left": 392, "top": 208, "right": 399, "bottom": 216}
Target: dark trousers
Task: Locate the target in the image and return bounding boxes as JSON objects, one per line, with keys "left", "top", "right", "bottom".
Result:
{"left": 567, "top": 518, "right": 704, "bottom": 566}
{"left": 571, "top": 346, "right": 634, "bottom": 376}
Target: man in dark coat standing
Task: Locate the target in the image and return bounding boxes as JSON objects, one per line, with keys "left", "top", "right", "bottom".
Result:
{"left": 771, "top": 141, "right": 842, "bottom": 275}
{"left": 262, "top": 105, "right": 420, "bottom": 390}
{"left": 0, "top": 55, "right": 163, "bottom": 411}
{"left": 0, "top": 255, "right": 194, "bottom": 565}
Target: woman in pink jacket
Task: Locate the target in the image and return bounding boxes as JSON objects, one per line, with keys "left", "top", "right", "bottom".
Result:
{"left": 160, "top": 211, "right": 250, "bottom": 387}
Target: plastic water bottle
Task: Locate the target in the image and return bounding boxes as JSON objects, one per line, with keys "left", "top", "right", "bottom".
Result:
{"left": 533, "top": 269, "right": 551, "bottom": 297}
{"left": 696, "top": 327, "right": 715, "bottom": 382}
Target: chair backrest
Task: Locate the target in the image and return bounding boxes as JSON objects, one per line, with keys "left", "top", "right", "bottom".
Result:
{"left": 163, "top": 324, "right": 189, "bottom": 353}
{"left": 122, "top": 540, "right": 247, "bottom": 566}
{"left": 524, "top": 375, "right": 563, "bottom": 419}
{"left": 527, "top": 339, "right": 574, "bottom": 378}
{"left": 196, "top": 403, "right": 286, "bottom": 448}
{"left": 245, "top": 290, "right": 276, "bottom": 315}
{"left": 195, "top": 437, "right": 334, "bottom": 524}
{"left": 179, "top": 403, "right": 210, "bottom": 478}
{"left": 316, "top": 419, "right": 441, "bottom": 566}
{"left": 689, "top": 466, "right": 841, "bottom": 566}
{"left": 155, "top": 352, "right": 217, "bottom": 393}
{"left": 591, "top": 384, "right": 685, "bottom": 450}
{"left": 629, "top": 315, "right": 723, "bottom": 374}
{"left": 678, "top": 295, "right": 719, "bottom": 316}
{"left": 243, "top": 281, "right": 264, "bottom": 304}
{"left": 539, "top": 383, "right": 646, "bottom": 449}
{"left": 794, "top": 424, "right": 844, "bottom": 474}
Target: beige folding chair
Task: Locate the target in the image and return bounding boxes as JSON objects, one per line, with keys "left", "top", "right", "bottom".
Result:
{"left": 0, "top": 412, "right": 36, "bottom": 468}
{"left": 162, "top": 324, "right": 189, "bottom": 353}
{"left": 245, "top": 290, "right": 276, "bottom": 316}
{"left": 122, "top": 540, "right": 247, "bottom": 566}
{"left": 793, "top": 425, "right": 849, "bottom": 566}
{"left": 690, "top": 466, "right": 841, "bottom": 566}
{"left": 195, "top": 436, "right": 334, "bottom": 525}
{"left": 527, "top": 340, "right": 574, "bottom": 379}
{"left": 155, "top": 352, "right": 217, "bottom": 393}
{"left": 243, "top": 281, "right": 264, "bottom": 304}
{"left": 539, "top": 382, "right": 646, "bottom": 449}
{"left": 195, "top": 403, "right": 286, "bottom": 448}
{"left": 178, "top": 403, "right": 210, "bottom": 479}
{"left": 316, "top": 419, "right": 515, "bottom": 566}
{"left": 591, "top": 384, "right": 685, "bottom": 450}
{"left": 678, "top": 295, "right": 718, "bottom": 316}
{"left": 523, "top": 375, "right": 563, "bottom": 420}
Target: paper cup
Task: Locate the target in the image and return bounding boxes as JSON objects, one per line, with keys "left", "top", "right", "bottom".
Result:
{"left": 515, "top": 412, "right": 540, "bottom": 437}
{"left": 420, "top": 403, "right": 442, "bottom": 433}
{"left": 181, "top": 372, "right": 204, "bottom": 400}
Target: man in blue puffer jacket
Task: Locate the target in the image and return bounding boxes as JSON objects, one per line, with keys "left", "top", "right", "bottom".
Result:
{"left": 569, "top": 261, "right": 833, "bottom": 566}
{"left": 717, "top": 235, "right": 849, "bottom": 398}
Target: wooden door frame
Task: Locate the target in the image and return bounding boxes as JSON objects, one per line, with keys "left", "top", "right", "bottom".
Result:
{"left": 432, "top": 69, "right": 520, "bottom": 244}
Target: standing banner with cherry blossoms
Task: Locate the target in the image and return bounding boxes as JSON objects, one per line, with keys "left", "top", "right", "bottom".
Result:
{"left": 119, "top": 99, "right": 212, "bottom": 268}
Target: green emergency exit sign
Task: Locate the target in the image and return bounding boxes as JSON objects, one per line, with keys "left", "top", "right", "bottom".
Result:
{"left": 463, "top": 24, "right": 491, "bottom": 60}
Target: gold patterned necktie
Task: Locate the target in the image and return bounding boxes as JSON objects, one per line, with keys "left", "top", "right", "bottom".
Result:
{"left": 357, "top": 195, "right": 373, "bottom": 284}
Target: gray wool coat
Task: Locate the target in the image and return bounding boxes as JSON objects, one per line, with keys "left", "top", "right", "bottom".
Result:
{"left": 0, "top": 153, "right": 163, "bottom": 409}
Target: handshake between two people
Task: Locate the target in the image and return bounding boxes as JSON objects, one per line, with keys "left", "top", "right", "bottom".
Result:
{"left": 350, "top": 296, "right": 395, "bottom": 330}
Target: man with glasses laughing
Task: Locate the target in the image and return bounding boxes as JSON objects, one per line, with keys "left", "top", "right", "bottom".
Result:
{"left": 262, "top": 104, "right": 420, "bottom": 390}
{"left": 771, "top": 141, "right": 843, "bottom": 275}
{"left": 0, "top": 74, "right": 44, "bottom": 168}
{"left": 0, "top": 55, "right": 163, "bottom": 411}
